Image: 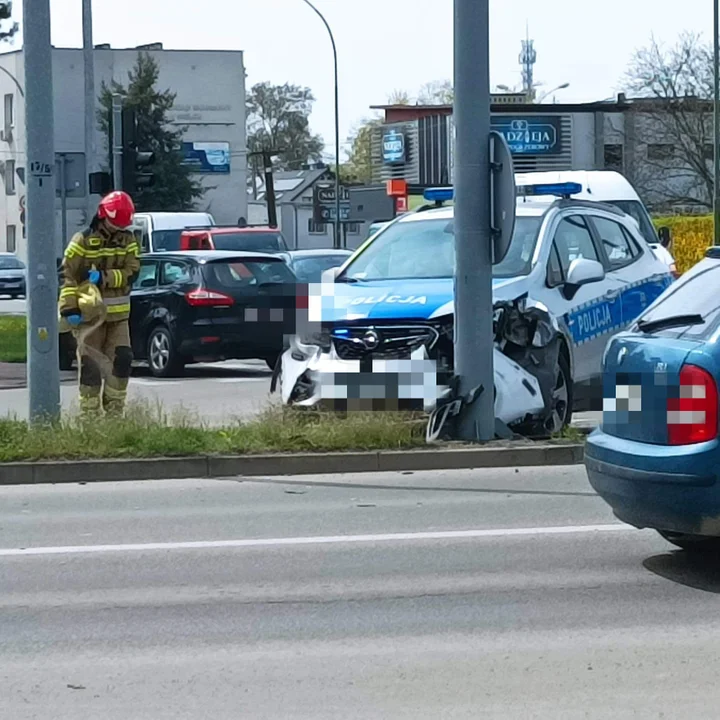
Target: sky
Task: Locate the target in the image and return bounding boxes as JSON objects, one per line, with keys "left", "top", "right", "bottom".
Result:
{"left": 8, "top": 0, "right": 718, "bottom": 160}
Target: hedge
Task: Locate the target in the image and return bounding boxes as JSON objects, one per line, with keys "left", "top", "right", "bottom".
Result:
{"left": 652, "top": 215, "right": 712, "bottom": 274}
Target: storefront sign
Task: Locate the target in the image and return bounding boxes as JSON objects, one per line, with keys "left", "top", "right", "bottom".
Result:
{"left": 181, "top": 142, "right": 231, "bottom": 173}
{"left": 490, "top": 116, "right": 562, "bottom": 155}
{"left": 382, "top": 130, "right": 406, "bottom": 164}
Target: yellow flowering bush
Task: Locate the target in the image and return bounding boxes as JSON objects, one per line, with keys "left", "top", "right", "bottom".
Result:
{"left": 652, "top": 216, "right": 713, "bottom": 275}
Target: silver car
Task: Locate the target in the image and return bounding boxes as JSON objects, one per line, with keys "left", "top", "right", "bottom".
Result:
{"left": 0, "top": 253, "right": 26, "bottom": 298}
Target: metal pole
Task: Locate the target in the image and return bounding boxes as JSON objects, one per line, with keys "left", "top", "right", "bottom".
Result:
{"left": 59, "top": 154, "right": 68, "bottom": 247}
{"left": 82, "top": 0, "right": 98, "bottom": 216}
{"left": 300, "top": 0, "right": 340, "bottom": 248}
{"left": 453, "top": 0, "right": 494, "bottom": 441}
{"left": 23, "top": 0, "right": 60, "bottom": 423}
{"left": 714, "top": 0, "right": 720, "bottom": 245}
{"left": 112, "top": 93, "right": 123, "bottom": 190}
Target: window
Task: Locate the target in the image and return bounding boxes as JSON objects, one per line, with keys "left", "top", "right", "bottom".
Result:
{"left": 547, "top": 243, "right": 564, "bottom": 287}
{"left": 211, "top": 231, "right": 289, "bottom": 252}
{"left": 133, "top": 261, "right": 159, "bottom": 289}
{"left": 342, "top": 215, "right": 542, "bottom": 282}
{"left": 4, "top": 93, "right": 13, "bottom": 130}
{"left": 647, "top": 144, "right": 674, "bottom": 162}
{"left": 291, "top": 255, "right": 350, "bottom": 283}
{"left": 552, "top": 215, "right": 599, "bottom": 279}
{"left": 604, "top": 200, "right": 657, "bottom": 246}
{"left": 604, "top": 144, "right": 623, "bottom": 172}
{"left": 592, "top": 217, "right": 639, "bottom": 269}
{"left": 160, "top": 260, "right": 191, "bottom": 285}
{"left": 308, "top": 219, "right": 326, "bottom": 235}
{"left": 205, "top": 260, "right": 296, "bottom": 290}
{"left": 5, "top": 159, "right": 15, "bottom": 195}
{"left": 5, "top": 224, "right": 16, "bottom": 253}
{"left": 346, "top": 223, "right": 360, "bottom": 235}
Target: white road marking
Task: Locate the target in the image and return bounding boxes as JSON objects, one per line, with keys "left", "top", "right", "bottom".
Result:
{"left": 215, "top": 377, "right": 268, "bottom": 384}
{"left": 0, "top": 524, "right": 631, "bottom": 558}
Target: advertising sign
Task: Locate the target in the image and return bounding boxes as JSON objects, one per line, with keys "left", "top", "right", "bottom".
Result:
{"left": 313, "top": 184, "right": 351, "bottom": 223}
{"left": 182, "top": 141, "right": 231, "bottom": 173}
{"left": 490, "top": 116, "right": 562, "bottom": 155}
{"left": 382, "top": 129, "right": 406, "bottom": 164}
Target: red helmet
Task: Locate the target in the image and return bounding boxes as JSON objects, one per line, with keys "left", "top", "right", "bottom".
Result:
{"left": 97, "top": 191, "right": 135, "bottom": 229}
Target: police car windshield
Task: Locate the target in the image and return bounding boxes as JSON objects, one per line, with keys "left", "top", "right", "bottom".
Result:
{"left": 343, "top": 216, "right": 542, "bottom": 281}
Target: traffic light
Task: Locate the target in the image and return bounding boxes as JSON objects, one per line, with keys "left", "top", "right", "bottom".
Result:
{"left": 121, "top": 107, "right": 155, "bottom": 193}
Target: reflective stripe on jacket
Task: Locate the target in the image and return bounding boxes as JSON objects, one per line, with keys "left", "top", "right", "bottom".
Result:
{"left": 59, "top": 225, "right": 140, "bottom": 323}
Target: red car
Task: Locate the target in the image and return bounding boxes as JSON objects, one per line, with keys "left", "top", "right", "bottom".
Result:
{"left": 179, "top": 226, "right": 289, "bottom": 254}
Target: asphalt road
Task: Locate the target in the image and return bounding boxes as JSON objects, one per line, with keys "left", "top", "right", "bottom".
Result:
{"left": 0, "top": 295, "right": 25, "bottom": 314}
{"left": 2, "top": 466, "right": 720, "bottom": 719}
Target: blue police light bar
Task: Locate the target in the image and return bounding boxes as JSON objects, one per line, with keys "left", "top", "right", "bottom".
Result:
{"left": 423, "top": 187, "right": 454, "bottom": 203}
{"left": 517, "top": 182, "right": 583, "bottom": 199}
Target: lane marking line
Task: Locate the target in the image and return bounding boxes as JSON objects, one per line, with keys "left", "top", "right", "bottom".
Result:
{"left": 0, "top": 524, "right": 630, "bottom": 558}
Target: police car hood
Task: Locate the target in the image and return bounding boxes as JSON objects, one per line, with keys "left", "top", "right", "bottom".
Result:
{"left": 324, "top": 275, "right": 531, "bottom": 322}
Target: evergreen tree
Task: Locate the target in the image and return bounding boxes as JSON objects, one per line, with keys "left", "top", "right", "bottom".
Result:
{"left": 97, "top": 53, "right": 204, "bottom": 211}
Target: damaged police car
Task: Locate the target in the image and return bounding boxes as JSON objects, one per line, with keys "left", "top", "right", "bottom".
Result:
{"left": 278, "top": 183, "right": 673, "bottom": 433}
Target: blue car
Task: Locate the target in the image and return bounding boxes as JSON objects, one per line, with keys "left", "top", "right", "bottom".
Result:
{"left": 585, "top": 247, "right": 720, "bottom": 551}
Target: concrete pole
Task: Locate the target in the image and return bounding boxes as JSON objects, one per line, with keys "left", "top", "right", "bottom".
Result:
{"left": 82, "top": 0, "right": 98, "bottom": 217}
{"left": 23, "top": 0, "right": 60, "bottom": 423}
{"left": 112, "top": 93, "right": 123, "bottom": 190}
{"left": 453, "top": 0, "right": 495, "bottom": 441}
{"left": 714, "top": 0, "right": 720, "bottom": 245}
{"left": 59, "top": 154, "right": 68, "bottom": 246}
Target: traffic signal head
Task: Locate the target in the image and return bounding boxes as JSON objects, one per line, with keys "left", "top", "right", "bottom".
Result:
{"left": 134, "top": 151, "right": 155, "bottom": 189}
{"left": 121, "top": 107, "right": 155, "bottom": 193}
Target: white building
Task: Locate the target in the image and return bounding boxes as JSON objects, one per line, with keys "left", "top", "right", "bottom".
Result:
{"left": 0, "top": 43, "right": 247, "bottom": 262}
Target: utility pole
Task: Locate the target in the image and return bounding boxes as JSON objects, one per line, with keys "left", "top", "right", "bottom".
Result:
{"left": 714, "top": 0, "right": 720, "bottom": 245}
{"left": 82, "top": 0, "right": 98, "bottom": 218}
{"left": 24, "top": 0, "right": 60, "bottom": 423}
{"left": 111, "top": 93, "right": 123, "bottom": 190}
{"left": 453, "top": 0, "right": 495, "bottom": 441}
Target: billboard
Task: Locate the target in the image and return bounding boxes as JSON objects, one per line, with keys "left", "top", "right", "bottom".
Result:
{"left": 490, "top": 116, "right": 562, "bottom": 155}
{"left": 382, "top": 129, "right": 406, "bottom": 164}
{"left": 182, "top": 141, "right": 231, "bottom": 173}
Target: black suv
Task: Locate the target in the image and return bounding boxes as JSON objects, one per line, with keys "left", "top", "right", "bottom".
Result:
{"left": 59, "top": 250, "right": 300, "bottom": 377}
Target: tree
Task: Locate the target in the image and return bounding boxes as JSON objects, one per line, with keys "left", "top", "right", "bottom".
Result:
{"left": 387, "top": 89, "right": 411, "bottom": 105}
{"left": 625, "top": 33, "right": 714, "bottom": 209}
{"left": 97, "top": 53, "right": 204, "bottom": 212}
{"left": 0, "top": 2, "right": 18, "bottom": 43}
{"left": 417, "top": 79, "right": 454, "bottom": 105}
{"left": 343, "top": 117, "right": 381, "bottom": 184}
{"left": 246, "top": 82, "right": 324, "bottom": 171}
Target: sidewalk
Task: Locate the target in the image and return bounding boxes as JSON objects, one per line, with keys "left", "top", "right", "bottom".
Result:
{"left": 0, "top": 363, "right": 75, "bottom": 390}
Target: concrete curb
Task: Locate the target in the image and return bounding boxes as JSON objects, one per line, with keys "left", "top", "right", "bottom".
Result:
{"left": 0, "top": 444, "right": 585, "bottom": 486}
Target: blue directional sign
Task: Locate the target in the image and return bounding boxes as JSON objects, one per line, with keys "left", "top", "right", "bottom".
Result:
{"left": 382, "top": 129, "right": 406, "bottom": 164}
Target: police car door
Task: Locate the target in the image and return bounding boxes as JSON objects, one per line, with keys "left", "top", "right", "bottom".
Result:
{"left": 589, "top": 215, "right": 671, "bottom": 327}
{"left": 542, "top": 213, "right": 625, "bottom": 383}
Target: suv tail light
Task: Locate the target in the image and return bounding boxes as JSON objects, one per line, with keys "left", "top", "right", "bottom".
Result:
{"left": 667, "top": 364, "right": 718, "bottom": 445}
{"left": 185, "top": 289, "right": 234, "bottom": 307}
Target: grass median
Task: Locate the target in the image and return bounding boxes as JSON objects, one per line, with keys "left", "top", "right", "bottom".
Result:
{"left": 0, "top": 403, "right": 427, "bottom": 463}
{"left": 0, "top": 315, "right": 26, "bottom": 363}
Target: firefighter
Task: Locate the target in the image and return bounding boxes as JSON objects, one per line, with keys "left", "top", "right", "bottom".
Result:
{"left": 58, "top": 191, "right": 140, "bottom": 416}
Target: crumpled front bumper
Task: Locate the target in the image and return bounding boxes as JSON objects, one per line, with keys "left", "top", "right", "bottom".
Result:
{"left": 280, "top": 338, "right": 547, "bottom": 426}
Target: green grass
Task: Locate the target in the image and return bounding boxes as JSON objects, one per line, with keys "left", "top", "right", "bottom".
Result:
{"left": 0, "top": 315, "right": 26, "bottom": 363}
{"left": 0, "top": 403, "right": 428, "bottom": 463}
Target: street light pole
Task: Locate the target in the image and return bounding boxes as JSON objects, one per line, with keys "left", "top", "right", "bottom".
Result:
{"left": 453, "top": 0, "right": 495, "bottom": 441}
{"left": 537, "top": 82, "right": 570, "bottom": 103}
{"left": 714, "top": 0, "right": 720, "bottom": 245}
{"left": 300, "top": 0, "right": 341, "bottom": 248}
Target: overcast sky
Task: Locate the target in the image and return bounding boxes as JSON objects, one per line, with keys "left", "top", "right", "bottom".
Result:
{"left": 9, "top": 0, "right": 717, "bottom": 159}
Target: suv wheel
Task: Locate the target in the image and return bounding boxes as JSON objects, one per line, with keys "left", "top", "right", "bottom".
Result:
{"left": 147, "top": 326, "right": 185, "bottom": 378}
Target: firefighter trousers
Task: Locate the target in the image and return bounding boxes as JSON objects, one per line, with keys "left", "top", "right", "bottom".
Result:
{"left": 76, "top": 320, "right": 133, "bottom": 416}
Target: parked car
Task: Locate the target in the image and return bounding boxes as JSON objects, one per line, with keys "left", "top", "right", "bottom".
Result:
{"left": 130, "top": 251, "right": 298, "bottom": 377}
{"left": 179, "top": 226, "right": 289, "bottom": 254}
{"left": 276, "top": 249, "right": 353, "bottom": 283}
{"left": 132, "top": 212, "right": 216, "bottom": 253}
{"left": 0, "top": 253, "right": 26, "bottom": 298}
{"left": 279, "top": 182, "right": 673, "bottom": 432}
{"left": 585, "top": 247, "right": 720, "bottom": 551}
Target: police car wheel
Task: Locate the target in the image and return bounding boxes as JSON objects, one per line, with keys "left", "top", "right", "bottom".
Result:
{"left": 658, "top": 531, "right": 720, "bottom": 552}
{"left": 544, "top": 354, "right": 573, "bottom": 434}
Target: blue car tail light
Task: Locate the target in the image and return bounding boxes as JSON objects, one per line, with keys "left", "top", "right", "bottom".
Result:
{"left": 667, "top": 364, "right": 718, "bottom": 445}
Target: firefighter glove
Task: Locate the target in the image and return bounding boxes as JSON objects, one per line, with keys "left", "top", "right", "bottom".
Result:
{"left": 66, "top": 314, "right": 82, "bottom": 327}
{"left": 88, "top": 269, "right": 101, "bottom": 285}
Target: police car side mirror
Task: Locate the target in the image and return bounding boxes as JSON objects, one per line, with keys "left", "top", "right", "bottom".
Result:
{"left": 322, "top": 266, "right": 342, "bottom": 284}
{"left": 562, "top": 258, "right": 605, "bottom": 301}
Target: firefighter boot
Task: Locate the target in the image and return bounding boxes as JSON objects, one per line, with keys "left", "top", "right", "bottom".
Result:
{"left": 78, "top": 354, "right": 103, "bottom": 417}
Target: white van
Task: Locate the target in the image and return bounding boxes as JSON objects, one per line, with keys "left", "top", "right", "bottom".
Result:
{"left": 515, "top": 170, "right": 669, "bottom": 249}
{"left": 132, "top": 212, "right": 216, "bottom": 253}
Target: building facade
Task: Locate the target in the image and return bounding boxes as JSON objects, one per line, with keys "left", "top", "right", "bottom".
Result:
{"left": 0, "top": 44, "right": 247, "bottom": 262}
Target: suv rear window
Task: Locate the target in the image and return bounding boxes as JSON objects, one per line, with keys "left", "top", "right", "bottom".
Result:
{"left": 204, "top": 260, "right": 296, "bottom": 289}
{"left": 634, "top": 259, "right": 720, "bottom": 339}
{"left": 211, "top": 232, "right": 288, "bottom": 253}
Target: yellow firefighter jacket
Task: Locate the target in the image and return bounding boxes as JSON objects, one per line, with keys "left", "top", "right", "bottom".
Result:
{"left": 58, "top": 224, "right": 140, "bottom": 323}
